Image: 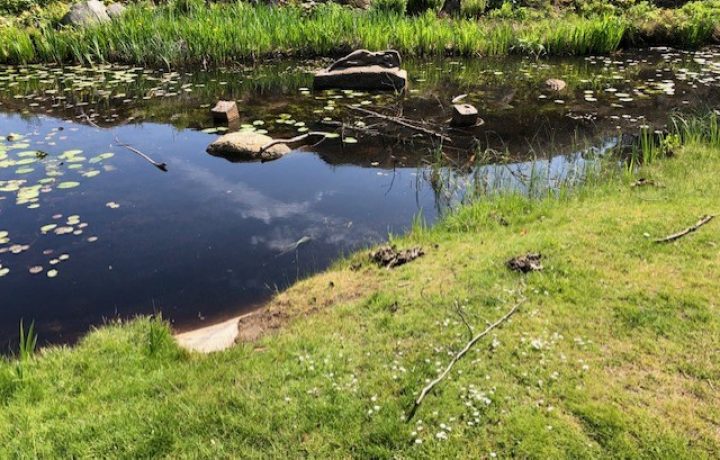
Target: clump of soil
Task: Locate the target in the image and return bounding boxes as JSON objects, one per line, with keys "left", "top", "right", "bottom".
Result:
{"left": 507, "top": 253, "right": 543, "bottom": 273}
{"left": 371, "top": 245, "right": 424, "bottom": 269}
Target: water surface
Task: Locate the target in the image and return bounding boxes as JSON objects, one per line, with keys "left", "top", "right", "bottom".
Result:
{"left": 2, "top": 48, "right": 719, "bottom": 346}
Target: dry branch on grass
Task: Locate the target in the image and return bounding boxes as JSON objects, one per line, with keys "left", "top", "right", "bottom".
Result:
{"left": 654, "top": 215, "right": 715, "bottom": 243}
{"left": 406, "top": 296, "right": 525, "bottom": 421}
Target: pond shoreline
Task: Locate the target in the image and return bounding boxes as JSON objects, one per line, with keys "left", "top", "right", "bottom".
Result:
{"left": 2, "top": 127, "right": 719, "bottom": 456}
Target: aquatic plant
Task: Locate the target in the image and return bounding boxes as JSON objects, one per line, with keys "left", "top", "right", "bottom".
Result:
{"left": 1, "top": 2, "right": 717, "bottom": 66}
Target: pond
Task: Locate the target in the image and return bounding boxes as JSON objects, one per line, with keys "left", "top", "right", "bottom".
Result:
{"left": 1, "top": 47, "right": 719, "bottom": 346}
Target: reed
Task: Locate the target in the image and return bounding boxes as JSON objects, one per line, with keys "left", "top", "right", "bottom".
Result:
{"left": 2, "top": 3, "right": 716, "bottom": 67}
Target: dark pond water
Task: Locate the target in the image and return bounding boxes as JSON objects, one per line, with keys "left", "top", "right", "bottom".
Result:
{"left": 2, "top": 47, "right": 719, "bottom": 347}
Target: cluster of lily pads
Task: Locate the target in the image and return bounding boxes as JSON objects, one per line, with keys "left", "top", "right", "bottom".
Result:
{"left": 0, "top": 126, "right": 119, "bottom": 280}
{"left": 0, "top": 132, "right": 115, "bottom": 209}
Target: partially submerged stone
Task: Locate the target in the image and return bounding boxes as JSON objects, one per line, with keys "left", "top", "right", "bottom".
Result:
{"left": 544, "top": 78, "right": 567, "bottom": 92}
{"left": 61, "top": 0, "right": 111, "bottom": 27}
{"left": 314, "top": 49, "right": 407, "bottom": 91}
{"left": 451, "top": 103, "right": 479, "bottom": 127}
{"left": 314, "top": 65, "right": 407, "bottom": 91}
{"left": 211, "top": 100, "right": 239, "bottom": 123}
{"left": 206, "top": 131, "right": 290, "bottom": 162}
{"left": 327, "top": 49, "right": 401, "bottom": 71}
{"left": 175, "top": 316, "right": 240, "bottom": 353}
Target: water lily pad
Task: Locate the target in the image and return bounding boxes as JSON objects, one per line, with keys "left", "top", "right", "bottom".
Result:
{"left": 57, "top": 181, "right": 80, "bottom": 189}
{"left": 89, "top": 152, "right": 114, "bottom": 163}
{"left": 47, "top": 269, "right": 58, "bottom": 278}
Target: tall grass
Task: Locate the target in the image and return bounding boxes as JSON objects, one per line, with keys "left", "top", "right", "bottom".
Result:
{"left": 2, "top": 3, "right": 713, "bottom": 67}
{"left": 15, "top": 320, "right": 37, "bottom": 380}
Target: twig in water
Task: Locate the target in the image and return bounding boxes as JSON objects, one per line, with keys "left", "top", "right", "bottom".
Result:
{"left": 654, "top": 215, "right": 715, "bottom": 244}
{"left": 81, "top": 112, "right": 101, "bottom": 129}
{"left": 406, "top": 296, "right": 524, "bottom": 422}
{"left": 260, "top": 132, "right": 330, "bottom": 153}
{"left": 347, "top": 105, "right": 452, "bottom": 143}
{"left": 81, "top": 111, "right": 167, "bottom": 172}
{"left": 114, "top": 136, "right": 168, "bottom": 172}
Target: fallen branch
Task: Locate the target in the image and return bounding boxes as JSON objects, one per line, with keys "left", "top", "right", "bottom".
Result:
{"left": 347, "top": 105, "right": 452, "bottom": 143}
{"left": 453, "top": 300, "right": 474, "bottom": 339}
{"left": 114, "top": 136, "right": 168, "bottom": 172}
{"left": 654, "top": 215, "right": 715, "bottom": 244}
{"left": 81, "top": 112, "right": 167, "bottom": 172}
{"left": 260, "top": 132, "right": 330, "bottom": 153}
{"left": 406, "top": 296, "right": 524, "bottom": 421}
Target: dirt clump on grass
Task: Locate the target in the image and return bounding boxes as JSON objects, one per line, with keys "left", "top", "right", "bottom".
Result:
{"left": 507, "top": 253, "right": 543, "bottom": 273}
{"left": 371, "top": 245, "right": 424, "bottom": 268}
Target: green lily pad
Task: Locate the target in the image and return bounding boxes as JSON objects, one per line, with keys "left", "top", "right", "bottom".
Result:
{"left": 57, "top": 181, "right": 80, "bottom": 189}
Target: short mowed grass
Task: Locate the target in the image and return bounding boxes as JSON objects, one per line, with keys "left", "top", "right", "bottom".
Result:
{"left": 1, "top": 141, "right": 719, "bottom": 458}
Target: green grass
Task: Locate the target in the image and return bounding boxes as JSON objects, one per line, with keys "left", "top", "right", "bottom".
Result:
{"left": 1, "top": 1, "right": 719, "bottom": 66}
{"left": 1, "top": 121, "right": 719, "bottom": 457}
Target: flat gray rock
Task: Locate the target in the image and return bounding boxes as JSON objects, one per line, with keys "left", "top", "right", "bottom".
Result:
{"left": 62, "top": 0, "right": 111, "bottom": 27}
{"left": 314, "top": 65, "right": 407, "bottom": 91}
{"left": 206, "top": 131, "right": 291, "bottom": 162}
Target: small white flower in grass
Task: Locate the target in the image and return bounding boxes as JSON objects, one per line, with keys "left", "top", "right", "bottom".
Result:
{"left": 414, "top": 439, "right": 423, "bottom": 445}
{"left": 490, "top": 452, "right": 497, "bottom": 458}
{"left": 435, "top": 431, "right": 448, "bottom": 440}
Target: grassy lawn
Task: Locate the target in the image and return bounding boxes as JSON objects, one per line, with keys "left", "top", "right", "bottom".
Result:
{"left": 1, "top": 133, "right": 718, "bottom": 457}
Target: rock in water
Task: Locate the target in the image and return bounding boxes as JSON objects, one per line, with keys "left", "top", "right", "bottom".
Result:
{"left": 544, "top": 78, "right": 567, "bottom": 92}
{"left": 106, "top": 3, "right": 126, "bottom": 19}
{"left": 61, "top": 0, "right": 111, "bottom": 27}
{"left": 327, "top": 49, "right": 401, "bottom": 71}
{"left": 206, "top": 131, "right": 290, "bottom": 162}
{"left": 451, "top": 103, "right": 479, "bottom": 127}
{"left": 314, "top": 66, "right": 407, "bottom": 91}
{"left": 314, "top": 49, "right": 407, "bottom": 91}
{"left": 211, "top": 100, "right": 239, "bottom": 123}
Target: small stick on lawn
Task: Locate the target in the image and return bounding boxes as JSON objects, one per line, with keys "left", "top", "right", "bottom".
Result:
{"left": 654, "top": 215, "right": 715, "bottom": 244}
{"left": 406, "top": 297, "right": 524, "bottom": 422}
